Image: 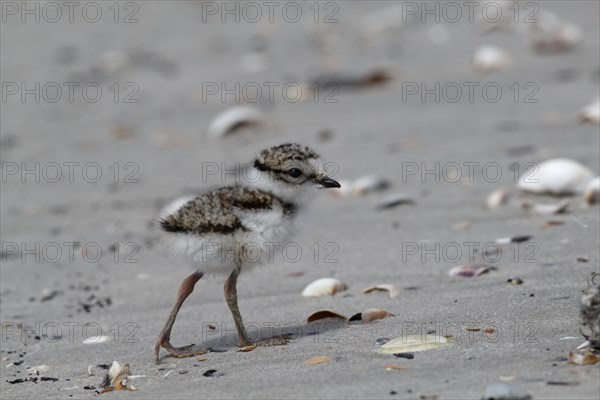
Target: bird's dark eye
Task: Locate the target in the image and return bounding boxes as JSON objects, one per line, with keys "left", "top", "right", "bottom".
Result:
{"left": 288, "top": 168, "right": 302, "bottom": 178}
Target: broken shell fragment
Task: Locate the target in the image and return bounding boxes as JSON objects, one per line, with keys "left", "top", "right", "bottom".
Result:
{"left": 349, "top": 308, "right": 394, "bottom": 323}
{"left": 584, "top": 177, "right": 600, "bottom": 204}
{"left": 568, "top": 351, "right": 599, "bottom": 365}
{"left": 495, "top": 235, "right": 532, "bottom": 245}
{"left": 207, "top": 106, "right": 265, "bottom": 139}
{"left": 301, "top": 278, "right": 347, "bottom": 297}
{"left": 521, "top": 199, "right": 569, "bottom": 215}
{"left": 304, "top": 356, "right": 332, "bottom": 365}
{"left": 507, "top": 277, "right": 524, "bottom": 285}
{"left": 376, "top": 335, "right": 452, "bottom": 354}
{"left": 517, "top": 158, "right": 595, "bottom": 195}
{"left": 362, "top": 284, "right": 399, "bottom": 299}
{"left": 83, "top": 335, "right": 110, "bottom": 344}
{"left": 448, "top": 264, "right": 496, "bottom": 278}
{"left": 376, "top": 193, "right": 414, "bottom": 210}
{"left": 307, "top": 310, "right": 348, "bottom": 323}
{"left": 533, "top": 23, "right": 583, "bottom": 54}
{"left": 352, "top": 175, "right": 390, "bottom": 196}
{"left": 384, "top": 364, "right": 410, "bottom": 371}
{"left": 485, "top": 188, "right": 514, "bottom": 209}
{"left": 100, "top": 361, "right": 132, "bottom": 391}
{"left": 471, "top": 45, "right": 511, "bottom": 73}
{"left": 579, "top": 98, "right": 599, "bottom": 124}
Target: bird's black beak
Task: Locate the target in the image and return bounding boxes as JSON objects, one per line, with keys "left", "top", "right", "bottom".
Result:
{"left": 314, "top": 174, "right": 341, "bottom": 188}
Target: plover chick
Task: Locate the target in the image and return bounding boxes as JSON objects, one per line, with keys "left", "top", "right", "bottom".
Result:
{"left": 154, "top": 143, "right": 340, "bottom": 363}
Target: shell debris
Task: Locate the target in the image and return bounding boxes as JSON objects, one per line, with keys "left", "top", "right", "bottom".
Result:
{"left": 376, "top": 193, "right": 414, "bottom": 210}
{"left": 99, "top": 361, "right": 135, "bottom": 393}
{"left": 376, "top": 335, "right": 452, "bottom": 354}
{"left": 349, "top": 308, "right": 394, "bottom": 323}
{"left": 448, "top": 264, "right": 496, "bottom": 278}
{"left": 307, "top": 310, "right": 348, "bottom": 323}
{"left": 362, "top": 284, "right": 399, "bottom": 298}
{"left": 471, "top": 45, "right": 511, "bottom": 73}
{"left": 301, "top": 278, "right": 347, "bottom": 297}
{"left": 485, "top": 188, "right": 514, "bottom": 209}
{"left": 584, "top": 177, "right": 600, "bottom": 205}
{"left": 568, "top": 351, "right": 599, "bottom": 365}
{"left": 207, "top": 106, "right": 265, "bottom": 139}
{"left": 517, "top": 158, "right": 595, "bottom": 195}
{"left": 521, "top": 199, "right": 569, "bottom": 215}
{"left": 579, "top": 98, "right": 599, "bottom": 124}
{"left": 304, "top": 356, "right": 332, "bottom": 365}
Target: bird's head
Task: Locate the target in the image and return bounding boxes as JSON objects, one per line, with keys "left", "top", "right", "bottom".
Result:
{"left": 252, "top": 143, "right": 340, "bottom": 203}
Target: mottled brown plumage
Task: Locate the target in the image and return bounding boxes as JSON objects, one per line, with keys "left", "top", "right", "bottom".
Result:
{"left": 160, "top": 185, "right": 297, "bottom": 235}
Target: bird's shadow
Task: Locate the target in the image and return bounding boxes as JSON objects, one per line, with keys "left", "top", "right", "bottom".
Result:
{"left": 159, "top": 319, "right": 347, "bottom": 362}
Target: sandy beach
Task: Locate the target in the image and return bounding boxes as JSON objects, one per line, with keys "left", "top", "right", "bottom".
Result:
{"left": 1, "top": 1, "right": 599, "bottom": 399}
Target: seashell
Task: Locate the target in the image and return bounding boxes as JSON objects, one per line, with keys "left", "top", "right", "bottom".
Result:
{"left": 349, "top": 308, "right": 394, "bottom": 323}
{"left": 384, "top": 364, "right": 410, "bottom": 371}
{"left": 304, "top": 356, "right": 332, "bottom": 365}
{"left": 521, "top": 199, "right": 569, "bottom": 215}
{"left": 533, "top": 23, "right": 582, "bottom": 54}
{"left": 482, "top": 383, "right": 532, "bottom": 400}
{"left": 507, "top": 277, "right": 524, "bottom": 285}
{"left": 27, "top": 365, "right": 50, "bottom": 375}
{"left": 376, "top": 335, "right": 452, "bottom": 354}
{"left": 83, "top": 335, "right": 110, "bottom": 344}
{"left": 362, "top": 284, "right": 399, "bottom": 299}
{"left": 376, "top": 193, "right": 414, "bottom": 210}
{"left": 100, "top": 361, "right": 131, "bottom": 389}
{"left": 207, "top": 106, "right": 265, "bottom": 138}
{"left": 579, "top": 98, "right": 599, "bottom": 124}
{"left": 584, "top": 177, "right": 600, "bottom": 204}
{"left": 351, "top": 175, "right": 390, "bottom": 196}
{"left": 485, "top": 188, "right": 513, "bottom": 209}
{"left": 310, "top": 70, "right": 392, "bottom": 91}
{"left": 306, "top": 310, "right": 348, "bottom": 323}
{"left": 448, "top": 264, "right": 496, "bottom": 278}
{"left": 568, "top": 351, "right": 599, "bottom": 365}
{"left": 495, "top": 235, "right": 532, "bottom": 245}
{"left": 471, "top": 45, "right": 511, "bottom": 73}
{"left": 393, "top": 352, "right": 415, "bottom": 359}
{"left": 517, "top": 158, "right": 595, "bottom": 195}
{"left": 301, "top": 278, "right": 347, "bottom": 297}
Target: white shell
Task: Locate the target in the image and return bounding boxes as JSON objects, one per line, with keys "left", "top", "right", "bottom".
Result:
{"left": 301, "top": 278, "right": 347, "bottom": 297}
{"left": 584, "top": 177, "right": 600, "bottom": 204}
{"left": 517, "top": 158, "right": 595, "bottom": 195}
{"left": 376, "top": 193, "right": 414, "bottom": 210}
{"left": 471, "top": 46, "right": 510, "bottom": 73}
{"left": 579, "top": 98, "right": 600, "bottom": 124}
{"left": 83, "top": 335, "right": 110, "bottom": 344}
{"left": 352, "top": 175, "right": 390, "bottom": 196}
{"left": 521, "top": 199, "right": 569, "bottom": 215}
{"left": 485, "top": 188, "right": 513, "bottom": 208}
{"left": 207, "top": 106, "right": 264, "bottom": 138}
{"left": 362, "top": 284, "right": 399, "bottom": 298}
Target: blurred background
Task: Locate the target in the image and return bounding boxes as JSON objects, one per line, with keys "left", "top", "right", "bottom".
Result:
{"left": 1, "top": 1, "right": 599, "bottom": 399}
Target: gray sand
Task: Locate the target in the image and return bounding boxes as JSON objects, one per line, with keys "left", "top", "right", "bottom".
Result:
{"left": 1, "top": 1, "right": 599, "bottom": 399}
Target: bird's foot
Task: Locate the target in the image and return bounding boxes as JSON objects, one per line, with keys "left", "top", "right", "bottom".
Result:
{"left": 154, "top": 339, "right": 208, "bottom": 364}
{"left": 237, "top": 334, "right": 291, "bottom": 352}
